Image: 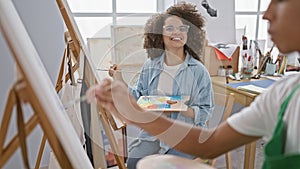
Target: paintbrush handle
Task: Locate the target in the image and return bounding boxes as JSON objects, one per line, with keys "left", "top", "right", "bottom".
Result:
{"left": 96, "top": 68, "right": 140, "bottom": 74}
{"left": 63, "top": 95, "right": 87, "bottom": 109}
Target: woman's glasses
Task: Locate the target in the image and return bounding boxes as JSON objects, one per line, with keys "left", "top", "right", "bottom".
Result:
{"left": 163, "top": 25, "right": 190, "bottom": 33}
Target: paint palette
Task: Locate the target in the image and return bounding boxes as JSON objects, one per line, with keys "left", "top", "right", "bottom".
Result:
{"left": 137, "top": 95, "right": 189, "bottom": 111}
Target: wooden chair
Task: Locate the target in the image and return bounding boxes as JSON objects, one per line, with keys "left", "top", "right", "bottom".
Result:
{"left": 208, "top": 92, "right": 235, "bottom": 169}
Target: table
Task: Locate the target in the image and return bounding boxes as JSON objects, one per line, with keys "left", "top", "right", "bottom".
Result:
{"left": 211, "top": 76, "right": 262, "bottom": 169}
{"left": 211, "top": 76, "right": 259, "bottom": 106}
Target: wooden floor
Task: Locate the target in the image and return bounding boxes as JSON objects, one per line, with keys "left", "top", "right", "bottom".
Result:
{"left": 214, "top": 139, "right": 265, "bottom": 169}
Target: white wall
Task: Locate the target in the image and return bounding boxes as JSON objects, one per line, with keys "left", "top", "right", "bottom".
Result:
{"left": 0, "top": 0, "right": 65, "bottom": 168}
{"left": 182, "top": 0, "right": 236, "bottom": 43}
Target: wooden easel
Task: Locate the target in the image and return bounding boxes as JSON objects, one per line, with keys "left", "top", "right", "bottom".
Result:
{"left": 0, "top": 76, "right": 73, "bottom": 169}
{"left": 55, "top": 31, "right": 78, "bottom": 91}
{"left": 34, "top": 30, "right": 126, "bottom": 169}
{"left": 55, "top": 0, "right": 127, "bottom": 168}
{"left": 0, "top": 0, "right": 93, "bottom": 168}
{"left": 83, "top": 53, "right": 127, "bottom": 169}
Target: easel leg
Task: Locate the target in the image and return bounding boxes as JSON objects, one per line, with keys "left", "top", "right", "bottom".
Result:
{"left": 244, "top": 142, "right": 256, "bottom": 169}
{"left": 15, "top": 88, "right": 30, "bottom": 168}
{"left": 99, "top": 112, "right": 126, "bottom": 169}
{"left": 90, "top": 104, "right": 107, "bottom": 169}
{"left": 34, "top": 135, "right": 47, "bottom": 169}
{"left": 122, "top": 127, "right": 128, "bottom": 162}
{"left": 0, "top": 89, "right": 15, "bottom": 154}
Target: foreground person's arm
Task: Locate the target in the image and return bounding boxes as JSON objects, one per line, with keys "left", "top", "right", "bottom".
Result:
{"left": 93, "top": 79, "right": 260, "bottom": 158}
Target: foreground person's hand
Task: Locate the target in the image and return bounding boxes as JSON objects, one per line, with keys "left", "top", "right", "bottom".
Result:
{"left": 93, "top": 78, "right": 162, "bottom": 124}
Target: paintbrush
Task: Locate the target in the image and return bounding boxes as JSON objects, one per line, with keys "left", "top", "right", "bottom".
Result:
{"left": 63, "top": 95, "right": 87, "bottom": 109}
{"left": 96, "top": 68, "right": 140, "bottom": 74}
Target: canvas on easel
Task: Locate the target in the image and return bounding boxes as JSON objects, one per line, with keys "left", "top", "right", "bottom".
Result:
{"left": 0, "top": 1, "right": 92, "bottom": 168}
{"left": 56, "top": 0, "right": 127, "bottom": 168}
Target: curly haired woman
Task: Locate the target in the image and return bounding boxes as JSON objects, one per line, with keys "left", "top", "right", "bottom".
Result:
{"left": 109, "top": 2, "right": 214, "bottom": 168}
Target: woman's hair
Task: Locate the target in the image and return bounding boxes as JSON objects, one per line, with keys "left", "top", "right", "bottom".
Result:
{"left": 143, "top": 2, "right": 206, "bottom": 62}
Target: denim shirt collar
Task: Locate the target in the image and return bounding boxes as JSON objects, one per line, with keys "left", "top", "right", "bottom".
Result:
{"left": 151, "top": 51, "right": 198, "bottom": 70}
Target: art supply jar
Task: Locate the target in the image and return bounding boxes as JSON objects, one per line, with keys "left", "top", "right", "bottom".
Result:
{"left": 242, "top": 64, "right": 254, "bottom": 79}
{"left": 265, "top": 63, "right": 277, "bottom": 75}
{"left": 218, "top": 66, "right": 226, "bottom": 76}
{"left": 227, "top": 65, "right": 233, "bottom": 75}
{"left": 241, "top": 49, "right": 254, "bottom": 79}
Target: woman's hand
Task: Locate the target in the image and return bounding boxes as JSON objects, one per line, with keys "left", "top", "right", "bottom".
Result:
{"left": 109, "top": 64, "right": 124, "bottom": 82}
{"left": 89, "top": 79, "right": 161, "bottom": 124}
{"left": 108, "top": 64, "right": 117, "bottom": 77}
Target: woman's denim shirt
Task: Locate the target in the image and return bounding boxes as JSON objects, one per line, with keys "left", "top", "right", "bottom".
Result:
{"left": 128, "top": 52, "right": 214, "bottom": 153}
